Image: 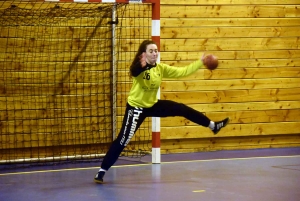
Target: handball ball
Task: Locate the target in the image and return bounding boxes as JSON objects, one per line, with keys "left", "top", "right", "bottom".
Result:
{"left": 203, "top": 54, "right": 218, "bottom": 70}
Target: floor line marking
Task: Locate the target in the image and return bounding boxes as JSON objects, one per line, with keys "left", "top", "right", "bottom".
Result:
{"left": 193, "top": 190, "right": 206, "bottom": 193}
{"left": 160, "top": 154, "right": 300, "bottom": 164}
{"left": 0, "top": 155, "right": 299, "bottom": 176}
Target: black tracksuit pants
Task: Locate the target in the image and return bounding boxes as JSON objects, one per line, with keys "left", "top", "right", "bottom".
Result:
{"left": 100, "top": 100, "right": 211, "bottom": 170}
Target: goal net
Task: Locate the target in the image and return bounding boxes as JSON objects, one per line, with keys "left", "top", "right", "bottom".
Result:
{"left": 0, "top": 0, "right": 155, "bottom": 167}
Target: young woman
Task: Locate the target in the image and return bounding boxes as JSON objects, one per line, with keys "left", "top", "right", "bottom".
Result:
{"left": 94, "top": 40, "right": 229, "bottom": 184}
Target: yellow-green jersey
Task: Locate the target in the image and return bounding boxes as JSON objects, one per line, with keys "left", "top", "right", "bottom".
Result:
{"left": 128, "top": 60, "right": 204, "bottom": 108}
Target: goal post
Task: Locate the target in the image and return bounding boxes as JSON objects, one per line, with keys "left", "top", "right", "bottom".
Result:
{"left": 0, "top": 0, "right": 161, "bottom": 166}
{"left": 149, "top": 1, "right": 161, "bottom": 164}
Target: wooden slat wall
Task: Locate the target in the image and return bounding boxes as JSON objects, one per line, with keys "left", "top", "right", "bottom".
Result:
{"left": 158, "top": 0, "right": 300, "bottom": 153}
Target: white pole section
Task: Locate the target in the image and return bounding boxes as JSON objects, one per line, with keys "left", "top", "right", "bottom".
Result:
{"left": 111, "top": 3, "right": 117, "bottom": 140}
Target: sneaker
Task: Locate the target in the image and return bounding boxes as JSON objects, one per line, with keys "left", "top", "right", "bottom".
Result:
{"left": 213, "top": 117, "right": 229, "bottom": 135}
{"left": 94, "top": 171, "right": 105, "bottom": 184}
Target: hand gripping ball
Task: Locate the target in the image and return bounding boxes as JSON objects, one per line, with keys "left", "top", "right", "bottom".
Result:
{"left": 203, "top": 54, "right": 218, "bottom": 70}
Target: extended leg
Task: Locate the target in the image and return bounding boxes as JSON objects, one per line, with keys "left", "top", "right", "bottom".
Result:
{"left": 94, "top": 104, "right": 146, "bottom": 184}
{"left": 149, "top": 100, "right": 211, "bottom": 126}
{"left": 148, "top": 100, "right": 229, "bottom": 134}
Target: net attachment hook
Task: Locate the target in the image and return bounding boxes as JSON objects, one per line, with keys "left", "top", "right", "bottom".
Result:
{"left": 108, "top": 17, "right": 119, "bottom": 25}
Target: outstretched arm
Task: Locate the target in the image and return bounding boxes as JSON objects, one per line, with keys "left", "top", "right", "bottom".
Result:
{"left": 162, "top": 59, "right": 204, "bottom": 78}
{"left": 162, "top": 53, "right": 218, "bottom": 78}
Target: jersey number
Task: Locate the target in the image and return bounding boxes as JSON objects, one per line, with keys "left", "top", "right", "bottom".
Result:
{"left": 143, "top": 72, "right": 150, "bottom": 80}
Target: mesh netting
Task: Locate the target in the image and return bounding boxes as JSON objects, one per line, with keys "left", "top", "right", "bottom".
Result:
{"left": 0, "top": 0, "right": 152, "bottom": 168}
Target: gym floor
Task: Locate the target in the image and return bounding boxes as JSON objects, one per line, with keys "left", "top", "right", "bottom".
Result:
{"left": 0, "top": 147, "right": 300, "bottom": 201}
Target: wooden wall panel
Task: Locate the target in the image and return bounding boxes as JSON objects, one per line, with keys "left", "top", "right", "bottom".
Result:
{"left": 158, "top": 0, "right": 300, "bottom": 153}
{"left": 160, "top": 0, "right": 300, "bottom": 5}
{"left": 161, "top": 5, "right": 300, "bottom": 18}
{"left": 161, "top": 18, "right": 300, "bottom": 27}
{"left": 160, "top": 134, "right": 300, "bottom": 154}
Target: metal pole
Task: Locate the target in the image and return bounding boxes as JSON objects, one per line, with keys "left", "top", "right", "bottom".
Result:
{"left": 111, "top": 3, "right": 117, "bottom": 140}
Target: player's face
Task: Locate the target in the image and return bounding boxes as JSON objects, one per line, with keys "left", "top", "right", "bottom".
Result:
{"left": 145, "top": 44, "right": 158, "bottom": 65}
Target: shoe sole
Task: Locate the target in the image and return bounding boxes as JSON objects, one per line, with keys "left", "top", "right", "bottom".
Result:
{"left": 214, "top": 117, "right": 230, "bottom": 135}
{"left": 94, "top": 179, "right": 104, "bottom": 184}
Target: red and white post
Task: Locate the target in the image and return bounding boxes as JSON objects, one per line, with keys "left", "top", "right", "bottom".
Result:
{"left": 151, "top": 0, "right": 161, "bottom": 164}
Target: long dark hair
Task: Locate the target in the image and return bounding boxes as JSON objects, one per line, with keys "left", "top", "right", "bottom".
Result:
{"left": 129, "top": 40, "right": 156, "bottom": 77}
